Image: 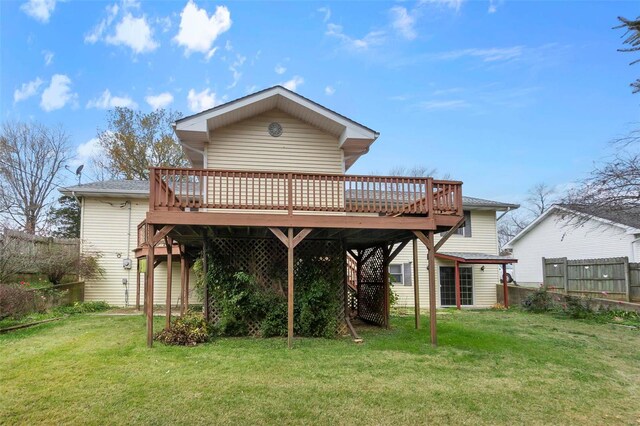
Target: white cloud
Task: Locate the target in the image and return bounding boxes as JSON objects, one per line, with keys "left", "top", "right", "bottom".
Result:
{"left": 145, "top": 92, "right": 174, "bottom": 110}
{"left": 21, "top": 0, "right": 56, "bottom": 23}
{"left": 105, "top": 13, "right": 159, "bottom": 54}
{"left": 317, "top": 7, "right": 331, "bottom": 23}
{"left": 227, "top": 54, "right": 246, "bottom": 89}
{"left": 187, "top": 88, "right": 216, "bottom": 112}
{"left": 326, "top": 23, "right": 385, "bottom": 51}
{"left": 225, "top": 40, "right": 233, "bottom": 51}
{"left": 488, "top": 0, "right": 497, "bottom": 13}
{"left": 274, "top": 64, "right": 286, "bottom": 75}
{"left": 40, "top": 74, "right": 77, "bottom": 112}
{"left": 87, "top": 89, "right": 138, "bottom": 109}
{"left": 390, "top": 6, "right": 417, "bottom": 40}
{"left": 420, "top": 0, "right": 464, "bottom": 12}
{"left": 281, "top": 76, "right": 304, "bottom": 92}
{"left": 420, "top": 99, "right": 469, "bottom": 111}
{"left": 435, "top": 46, "right": 524, "bottom": 62}
{"left": 174, "top": 1, "right": 232, "bottom": 57}
{"left": 14, "top": 77, "right": 43, "bottom": 103}
{"left": 325, "top": 85, "right": 335, "bottom": 96}
{"left": 157, "top": 16, "right": 172, "bottom": 33}
{"left": 42, "top": 50, "right": 54, "bottom": 66}
{"left": 85, "top": 4, "right": 119, "bottom": 44}
{"left": 71, "top": 137, "right": 104, "bottom": 168}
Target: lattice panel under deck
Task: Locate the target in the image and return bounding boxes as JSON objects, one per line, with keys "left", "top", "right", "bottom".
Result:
{"left": 206, "top": 236, "right": 346, "bottom": 336}
{"left": 357, "top": 246, "right": 386, "bottom": 326}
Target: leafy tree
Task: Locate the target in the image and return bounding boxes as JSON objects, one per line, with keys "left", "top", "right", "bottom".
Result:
{"left": 47, "top": 195, "right": 80, "bottom": 238}
{"left": 94, "top": 108, "right": 188, "bottom": 180}
{"left": 0, "top": 122, "right": 71, "bottom": 234}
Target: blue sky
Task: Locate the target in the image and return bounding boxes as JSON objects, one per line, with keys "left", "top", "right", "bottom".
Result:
{"left": 1, "top": 0, "right": 639, "bottom": 203}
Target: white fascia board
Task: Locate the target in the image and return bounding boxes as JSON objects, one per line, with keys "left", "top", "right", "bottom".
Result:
{"left": 176, "top": 87, "right": 377, "bottom": 140}
{"left": 339, "top": 127, "right": 378, "bottom": 148}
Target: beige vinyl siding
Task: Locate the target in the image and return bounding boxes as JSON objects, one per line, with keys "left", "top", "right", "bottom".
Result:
{"left": 206, "top": 109, "right": 344, "bottom": 173}
{"left": 80, "top": 197, "right": 198, "bottom": 307}
{"left": 391, "top": 210, "right": 500, "bottom": 308}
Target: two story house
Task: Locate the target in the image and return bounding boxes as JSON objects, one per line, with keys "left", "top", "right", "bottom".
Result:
{"left": 62, "top": 86, "right": 516, "bottom": 347}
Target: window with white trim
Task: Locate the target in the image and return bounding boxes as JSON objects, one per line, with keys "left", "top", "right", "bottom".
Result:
{"left": 389, "top": 263, "right": 412, "bottom": 286}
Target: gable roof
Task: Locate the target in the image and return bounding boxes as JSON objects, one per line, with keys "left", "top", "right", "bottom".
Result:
{"left": 60, "top": 180, "right": 517, "bottom": 211}
{"left": 174, "top": 85, "right": 379, "bottom": 170}
{"left": 504, "top": 204, "right": 640, "bottom": 249}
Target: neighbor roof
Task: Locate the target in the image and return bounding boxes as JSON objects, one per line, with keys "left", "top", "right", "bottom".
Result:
{"left": 504, "top": 204, "right": 640, "bottom": 249}
{"left": 61, "top": 180, "right": 518, "bottom": 211}
{"left": 60, "top": 180, "right": 149, "bottom": 198}
{"left": 173, "top": 85, "right": 379, "bottom": 170}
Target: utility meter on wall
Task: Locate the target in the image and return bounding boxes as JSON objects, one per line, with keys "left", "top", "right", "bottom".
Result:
{"left": 122, "top": 258, "right": 132, "bottom": 270}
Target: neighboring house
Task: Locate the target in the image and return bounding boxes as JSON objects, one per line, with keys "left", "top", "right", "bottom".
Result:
{"left": 505, "top": 204, "right": 640, "bottom": 287}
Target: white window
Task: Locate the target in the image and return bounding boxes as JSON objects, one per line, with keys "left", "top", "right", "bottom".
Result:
{"left": 389, "top": 264, "right": 403, "bottom": 284}
{"left": 389, "top": 263, "right": 412, "bottom": 286}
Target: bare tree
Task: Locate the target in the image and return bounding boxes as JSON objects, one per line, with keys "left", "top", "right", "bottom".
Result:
{"left": 563, "top": 152, "right": 639, "bottom": 216}
{"left": 497, "top": 213, "right": 529, "bottom": 252}
{"left": 94, "top": 108, "right": 188, "bottom": 180}
{"left": 0, "top": 122, "right": 71, "bottom": 234}
{"left": 616, "top": 16, "right": 640, "bottom": 93}
{"left": 525, "top": 183, "right": 556, "bottom": 216}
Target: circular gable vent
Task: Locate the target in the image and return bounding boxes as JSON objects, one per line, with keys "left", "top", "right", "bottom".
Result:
{"left": 268, "top": 122, "right": 283, "bottom": 137}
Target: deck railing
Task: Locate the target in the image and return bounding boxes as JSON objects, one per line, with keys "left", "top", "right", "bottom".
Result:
{"left": 149, "top": 167, "right": 462, "bottom": 217}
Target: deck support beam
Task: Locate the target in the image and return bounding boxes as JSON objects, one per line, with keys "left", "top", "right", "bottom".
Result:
{"left": 455, "top": 261, "right": 461, "bottom": 310}
{"left": 412, "top": 238, "right": 420, "bottom": 329}
{"left": 287, "top": 228, "right": 294, "bottom": 348}
{"left": 202, "top": 239, "right": 209, "bottom": 322}
{"left": 165, "top": 237, "right": 172, "bottom": 330}
{"left": 413, "top": 230, "right": 437, "bottom": 347}
{"left": 136, "top": 259, "right": 141, "bottom": 311}
{"left": 382, "top": 245, "right": 391, "bottom": 329}
{"left": 146, "top": 224, "right": 155, "bottom": 348}
{"left": 268, "top": 227, "right": 313, "bottom": 348}
{"left": 502, "top": 266, "right": 509, "bottom": 308}
{"left": 180, "top": 252, "right": 186, "bottom": 317}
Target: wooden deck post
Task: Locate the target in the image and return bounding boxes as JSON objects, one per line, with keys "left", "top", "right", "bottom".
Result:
{"left": 135, "top": 259, "right": 141, "bottom": 311}
{"left": 165, "top": 238, "right": 172, "bottom": 330}
{"left": 427, "top": 231, "right": 437, "bottom": 347}
{"left": 202, "top": 239, "right": 209, "bottom": 322}
{"left": 382, "top": 245, "right": 390, "bottom": 329}
{"left": 412, "top": 238, "right": 420, "bottom": 329}
{"left": 185, "top": 258, "right": 190, "bottom": 313}
{"left": 268, "top": 227, "right": 312, "bottom": 349}
{"left": 287, "top": 227, "right": 294, "bottom": 348}
{"left": 502, "top": 264, "right": 509, "bottom": 309}
{"left": 180, "top": 252, "right": 186, "bottom": 317}
{"left": 413, "top": 230, "right": 438, "bottom": 347}
{"left": 455, "top": 261, "right": 461, "bottom": 310}
{"left": 146, "top": 224, "right": 155, "bottom": 348}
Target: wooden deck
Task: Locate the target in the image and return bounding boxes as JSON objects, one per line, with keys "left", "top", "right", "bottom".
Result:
{"left": 144, "top": 167, "right": 463, "bottom": 231}
{"left": 140, "top": 167, "right": 465, "bottom": 348}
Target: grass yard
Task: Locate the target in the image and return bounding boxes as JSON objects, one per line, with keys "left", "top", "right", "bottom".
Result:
{"left": 1, "top": 310, "right": 639, "bottom": 425}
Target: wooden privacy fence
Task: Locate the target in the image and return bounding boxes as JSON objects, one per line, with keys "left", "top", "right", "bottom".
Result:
{"left": 1, "top": 229, "right": 80, "bottom": 275}
{"left": 542, "top": 257, "right": 640, "bottom": 302}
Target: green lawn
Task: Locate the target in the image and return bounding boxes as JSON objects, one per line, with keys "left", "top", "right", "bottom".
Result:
{"left": 1, "top": 310, "right": 639, "bottom": 425}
